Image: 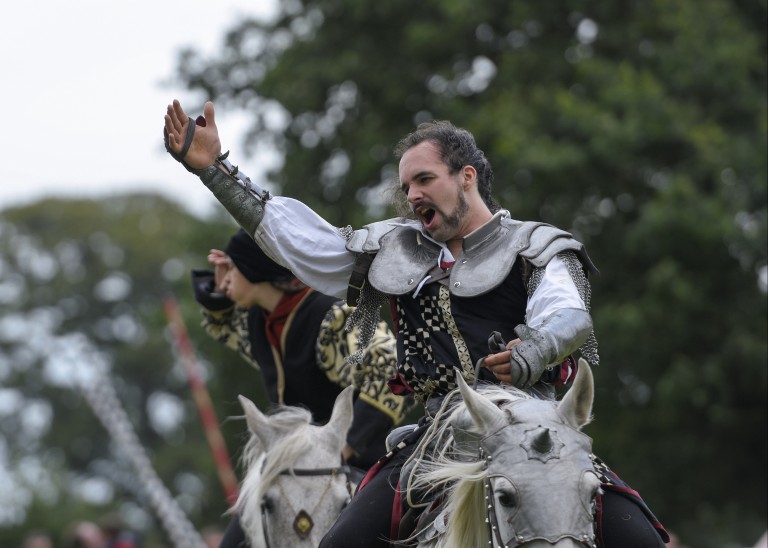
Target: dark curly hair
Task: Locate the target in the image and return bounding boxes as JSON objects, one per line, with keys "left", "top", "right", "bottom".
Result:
{"left": 390, "top": 121, "right": 500, "bottom": 216}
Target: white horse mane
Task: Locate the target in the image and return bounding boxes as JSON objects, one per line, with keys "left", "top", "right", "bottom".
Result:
{"left": 403, "top": 361, "right": 597, "bottom": 548}
{"left": 404, "top": 385, "right": 534, "bottom": 547}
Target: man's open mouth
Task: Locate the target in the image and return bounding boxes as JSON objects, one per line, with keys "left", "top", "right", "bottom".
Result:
{"left": 415, "top": 205, "right": 437, "bottom": 227}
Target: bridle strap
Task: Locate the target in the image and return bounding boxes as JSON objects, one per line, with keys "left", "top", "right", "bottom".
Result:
{"left": 485, "top": 475, "right": 511, "bottom": 548}
{"left": 261, "top": 500, "right": 274, "bottom": 548}
{"left": 283, "top": 465, "right": 351, "bottom": 477}
{"left": 260, "top": 461, "right": 352, "bottom": 548}
{"left": 481, "top": 447, "right": 509, "bottom": 548}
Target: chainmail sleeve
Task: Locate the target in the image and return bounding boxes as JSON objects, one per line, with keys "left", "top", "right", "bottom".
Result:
{"left": 334, "top": 224, "right": 390, "bottom": 368}
{"left": 526, "top": 251, "right": 600, "bottom": 366}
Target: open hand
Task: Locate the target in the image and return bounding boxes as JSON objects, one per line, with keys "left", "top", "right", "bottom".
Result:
{"left": 207, "top": 248, "right": 233, "bottom": 291}
{"left": 164, "top": 100, "right": 222, "bottom": 169}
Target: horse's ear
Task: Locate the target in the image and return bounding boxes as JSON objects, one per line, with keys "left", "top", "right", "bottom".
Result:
{"left": 455, "top": 369, "right": 508, "bottom": 435}
{"left": 238, "top": 394, "right": 275, "bottom": 448}
{"left": 324, "top": 385, "right": 355, "bottom": 445}
{"left": 557, "top": 359, "right": 594, "bottom": 429}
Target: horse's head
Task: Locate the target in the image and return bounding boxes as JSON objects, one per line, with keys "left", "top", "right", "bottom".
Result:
{"left": 449, "top": 359, "right": 599, "bottom": 547}
{"left": 235, "top": 386, "right": 356, "bottom": 548}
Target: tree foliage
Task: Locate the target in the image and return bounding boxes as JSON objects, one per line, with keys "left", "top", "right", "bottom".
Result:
{"left": 0, "top": 0, "right": 764, "bottom": 545}
{"left": 172, "top": 0, "right": 767, "bottom": 545}
{"left": 0, "top": 195, "right": 262, "bottom": 546}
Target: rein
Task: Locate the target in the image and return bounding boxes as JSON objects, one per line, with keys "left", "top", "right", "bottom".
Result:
{"left": 260, "top": 461, "right": 352, "bottom": 548}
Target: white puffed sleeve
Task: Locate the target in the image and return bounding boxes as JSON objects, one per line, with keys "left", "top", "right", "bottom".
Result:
{"left": 526, "top": 255, "right": 586, "bottom": 328}
{"left": 253, "top": 197, "right": 355, "bottom": 299}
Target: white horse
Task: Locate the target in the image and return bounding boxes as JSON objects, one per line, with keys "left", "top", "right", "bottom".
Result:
{"left": 234, "top": 386, "right": 356, "bottom": 547}
{"left": 405, "top": 359, "right": 598, "bottom": 548}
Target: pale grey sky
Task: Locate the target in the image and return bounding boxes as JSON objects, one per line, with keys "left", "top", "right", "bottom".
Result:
{"left": 0, "top": 0, "right": 276, "bottom": 217}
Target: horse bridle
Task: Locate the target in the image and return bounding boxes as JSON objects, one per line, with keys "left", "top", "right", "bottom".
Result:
{"left": 260, "top": 462, "right": 352, "bottom": 548}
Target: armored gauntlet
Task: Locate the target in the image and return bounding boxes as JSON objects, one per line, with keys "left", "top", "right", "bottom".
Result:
{"left": 508, "top": 308, "right": 593, "bottom": 389}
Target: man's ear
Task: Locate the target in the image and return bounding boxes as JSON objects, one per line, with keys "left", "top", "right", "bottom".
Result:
{"left": 462, "top": 164, "right": 478, "bottom": 190}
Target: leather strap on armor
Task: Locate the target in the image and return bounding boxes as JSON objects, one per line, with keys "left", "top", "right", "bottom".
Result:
{"left": 346, "top": 252, "right": 376, "bottom": 307}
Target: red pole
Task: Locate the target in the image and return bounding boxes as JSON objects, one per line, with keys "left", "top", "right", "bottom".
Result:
{"left": 163, "top": 295, "right": 240, "bottom": 507}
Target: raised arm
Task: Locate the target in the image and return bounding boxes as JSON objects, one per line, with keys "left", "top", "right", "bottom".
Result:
{"left": 164, "top": 99, "right": 356, "bottom": 299}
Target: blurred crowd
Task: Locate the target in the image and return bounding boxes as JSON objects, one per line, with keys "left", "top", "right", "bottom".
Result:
{"left": 19, "top": 514, "right": 224, "bottom": 548}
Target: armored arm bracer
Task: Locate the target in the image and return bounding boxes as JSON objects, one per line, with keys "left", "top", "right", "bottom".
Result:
{"left": 509, "top": 308, "right": 593, "bottom": 389}
{"left": 192, "top": 153, "right": 270, "bottom": 236}
{"left": 526, "top": 251, "right": 600, "bottom": 366}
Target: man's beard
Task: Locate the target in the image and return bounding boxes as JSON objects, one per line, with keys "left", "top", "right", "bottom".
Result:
{"left": 435, "top": 188, "right": 470, "bottom": 237}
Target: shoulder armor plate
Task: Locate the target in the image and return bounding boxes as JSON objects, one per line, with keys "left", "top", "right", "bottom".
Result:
{"left": 360, "top": 213, "right": 596, "bottom": 298}
{"left": 346, "top": 218, "right": 415, "bottom": 254}
{"left": 368, "top": 225, "right": 442, "bottom": 295}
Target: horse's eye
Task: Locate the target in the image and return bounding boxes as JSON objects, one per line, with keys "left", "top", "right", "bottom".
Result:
{"left": 497, "top": 490, "right": 516, "bottom": 508}
{"left": 262, "top": 497, "right": 275, "bottom": 513}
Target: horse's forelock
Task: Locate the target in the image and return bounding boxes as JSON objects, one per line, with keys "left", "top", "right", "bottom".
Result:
{"left": 259, "top": 424, "right": 314, "bottom": 486}
{"left": 442, "top": 474, "right": 490, "bottom": 547}
{"left": 263, "top": 405, "right": 313, "bottom": 432}
{"left": 239, "top": 406, "right": 313, "bottom": 471}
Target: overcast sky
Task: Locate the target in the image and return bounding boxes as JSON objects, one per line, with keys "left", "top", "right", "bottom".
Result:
{"left": 0, "top": 0, "right": 276, "bottom": 218}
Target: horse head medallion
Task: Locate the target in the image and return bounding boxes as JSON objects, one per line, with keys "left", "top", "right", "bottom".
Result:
{"left": 234, "top": 386, "right": 355, "bottom": 548}
{"left": 292, "top": 509, "right": 313, "bottom": 539}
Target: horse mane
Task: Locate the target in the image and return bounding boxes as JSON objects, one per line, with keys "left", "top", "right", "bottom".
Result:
{"left": 234, "top": 405, "right": 315, "bottom": 546}
{"left": 404, "top": 384, "right": 533, "bottom": 547}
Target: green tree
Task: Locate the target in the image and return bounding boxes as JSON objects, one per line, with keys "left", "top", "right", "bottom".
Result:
{"left": 174, "top": 0, "right": 767, "bottom": 545}
{"left": 0, "top": 195, "right": 261, "bottom": 546}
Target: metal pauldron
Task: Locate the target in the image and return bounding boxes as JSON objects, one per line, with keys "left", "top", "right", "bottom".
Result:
{"left": 360, "top": 213, "right": 594, "bottom": 299}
